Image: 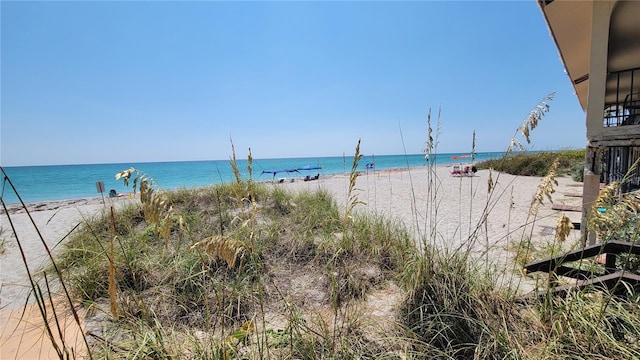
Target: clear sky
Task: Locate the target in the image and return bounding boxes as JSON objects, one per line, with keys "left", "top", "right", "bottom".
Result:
{"left": 1, "top": 1, "right": 585, "bottom": 166}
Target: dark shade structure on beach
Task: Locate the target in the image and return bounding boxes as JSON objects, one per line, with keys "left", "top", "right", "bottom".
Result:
{"left": 260, "top": 165, "right": 322, "bottom": 180}
{"left": 297, "top": 165, "right": 322, "bottom": 171}
{"left": 261, "top": 168, "right": 299, "bottom": 177}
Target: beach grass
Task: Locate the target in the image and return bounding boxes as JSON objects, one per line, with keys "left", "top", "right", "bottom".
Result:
{"left": 2, "top": 95, "right": 640, "bottom": 359}
{"left": 476, "top": 148, "right": 585, "bottom": 178}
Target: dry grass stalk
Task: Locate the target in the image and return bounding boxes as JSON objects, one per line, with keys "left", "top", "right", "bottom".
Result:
{"left": 116, "top": 167, "right": 178, "bottom": 248}
{"left": 508, "top": 92, "right": 555, "bottom": 153}
{"left": 421, "top": 108, "right": 437, "bottom": 161}
{"left": 345, "top": 139, "right": 364, "bottom": 224}
{"left": 108, "top": 236, "right": 118, "bottom": 317}
{"left": 620, "top": 156, "right": 640, "bottom": 188}
{"left": 555, "top": 214, "right": 573, "bottom": 243}
{"left": 487, "top": 168, "right": 494, "bottom": 193}
{"left": 418, "top": 107, "right": 443, "bottom": 248}
{"left": 530, "top": 158, "right": 558, "bottom": 215}
{"left": 108, "top": 207, "right": 119, "bottom": 318}
{"left": 229, "top": 138, "right": 242, "bottom": 184}
{"left": 191, "top": 235, "right": 247, "bottom": 268}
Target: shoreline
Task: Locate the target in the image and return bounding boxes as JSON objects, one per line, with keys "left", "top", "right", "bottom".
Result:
{"left": 0, "top": 161, "right": 459, "bottom": 208}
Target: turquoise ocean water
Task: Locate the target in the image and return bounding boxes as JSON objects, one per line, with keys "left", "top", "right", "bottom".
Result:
{"left": 1, "top": 152, "right": 503, "bottom": 205}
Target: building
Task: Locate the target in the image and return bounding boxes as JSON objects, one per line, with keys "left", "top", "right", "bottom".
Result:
{"left": 538, "top": 0, "right": 640, "bottom": 245}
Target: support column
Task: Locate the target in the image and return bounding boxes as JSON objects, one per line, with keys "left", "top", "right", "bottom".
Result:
{"left": 581, "top": 0, "right": 615, "bottom": 246}
{"left": 582, "top": 147, "right": 599, "bottom": 246}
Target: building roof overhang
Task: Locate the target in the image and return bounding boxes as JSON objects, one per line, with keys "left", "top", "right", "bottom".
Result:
{"left": 538, "top": 0, "right": 640, "bottom": 111}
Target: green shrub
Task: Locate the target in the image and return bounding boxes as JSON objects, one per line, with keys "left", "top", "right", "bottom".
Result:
{"left": 572, "top": 162, "right": 585, "bottom": 182}
{"left": 477, "top": 149, "right": 585, "bottom": 177}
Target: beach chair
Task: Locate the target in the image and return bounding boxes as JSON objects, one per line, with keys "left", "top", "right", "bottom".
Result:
{"left": 451, "top": 165, "right": 477, "bottom": 177}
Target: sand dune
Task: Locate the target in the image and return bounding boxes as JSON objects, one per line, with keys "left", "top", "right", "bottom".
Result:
{"left": 0, "top": 165, "right": 584, "bottom": 358}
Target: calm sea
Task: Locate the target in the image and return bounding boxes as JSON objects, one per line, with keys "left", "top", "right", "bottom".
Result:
{"left": 1, "top": 152, "right": 503, "bottom": 205}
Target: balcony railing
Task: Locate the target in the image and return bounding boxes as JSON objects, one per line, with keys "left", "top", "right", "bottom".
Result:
{"left": 604, "top": 68, "right": 640, "bottom": 127}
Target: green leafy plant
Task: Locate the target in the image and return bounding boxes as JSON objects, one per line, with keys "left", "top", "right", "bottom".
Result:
{"left": 572, "top": 161, "right": 585, "bottom": 182}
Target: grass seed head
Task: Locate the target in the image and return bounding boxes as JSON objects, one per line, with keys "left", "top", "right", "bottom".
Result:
{"left": 555, "top": 214, "right": 573, "bottom": 242}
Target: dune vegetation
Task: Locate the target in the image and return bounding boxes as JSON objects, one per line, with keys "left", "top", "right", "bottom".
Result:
{"left": 476, "top": 149, "right": 586, "bottom": 180}
{"left": 3, "top": 94, "right": 640, "bottom": 359}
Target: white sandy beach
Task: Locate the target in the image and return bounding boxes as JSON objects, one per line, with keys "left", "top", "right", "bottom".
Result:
{"left": 1, "top": 164, "right": 584, "bottom": 358}
{"left": 285, "top": 165, "right": 583, "bottom": 256}
{"left": 1, "top": 197, "right": 135, "bottom": 311}
{"left": 1, "top": 196, "right": 134, "bottom": 359}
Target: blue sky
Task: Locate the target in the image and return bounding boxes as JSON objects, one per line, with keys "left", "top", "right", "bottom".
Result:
{"left": 1, "top": 1, "right": 585, "bottom": 166}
